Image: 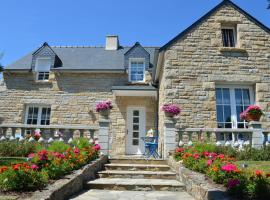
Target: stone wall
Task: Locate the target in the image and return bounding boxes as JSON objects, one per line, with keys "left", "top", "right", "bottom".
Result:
{"left": 0, "top": 72, "right": 157, "bottom": 155}
{"left": 167, "top": 156, "right": 231, "bottom": 200}
{"left": 158, "top": 4, "right": 270, "bottom": 131}
{"left": 31, "top": 156, "right": 108, "bottom": 200}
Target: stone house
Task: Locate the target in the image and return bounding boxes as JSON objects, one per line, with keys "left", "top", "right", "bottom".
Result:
{"left": 0, "top": 0, "right": 270, "bottom": 157}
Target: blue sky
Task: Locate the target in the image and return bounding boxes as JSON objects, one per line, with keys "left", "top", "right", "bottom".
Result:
{"left": 0, "top": 0, "right": 269, "bottom": 79}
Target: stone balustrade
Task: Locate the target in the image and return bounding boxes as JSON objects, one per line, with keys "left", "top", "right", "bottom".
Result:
{"left": 177, "top": 123, "right": 270, "bottom": 149}
{"left": 0, "top": 123, "right": 99, "bottom": 145}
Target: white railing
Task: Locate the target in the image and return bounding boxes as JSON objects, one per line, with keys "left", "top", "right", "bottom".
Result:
{"left": 0, "top": 124, "right": 99, "bottom": 144}
{"left": 178, "top": 128, "right": 270, "bottom": 148}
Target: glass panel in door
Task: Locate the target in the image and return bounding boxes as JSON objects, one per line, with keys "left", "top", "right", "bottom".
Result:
{"left": 132, "top": 110, "right": 140, "bottom": 146}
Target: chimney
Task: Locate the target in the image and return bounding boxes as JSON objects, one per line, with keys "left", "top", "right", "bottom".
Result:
{"left": 105, "top": 35, "right": 119, "bottom": 50}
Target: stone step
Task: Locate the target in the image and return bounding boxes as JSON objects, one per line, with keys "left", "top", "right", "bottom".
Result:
{"left": 109, "top": 158, "right": 167, "bottom": 165}
{"left": 98, "top": 170, "right": 176, "bottom": 179}
{"left": 85, "top": 178, "right": 185, "bottom": 191}
{"left": 69, "top": 189, "right": 195, "bottom": 200}
{"left": 105, "top": 163, "right": 171, "bottom": 171}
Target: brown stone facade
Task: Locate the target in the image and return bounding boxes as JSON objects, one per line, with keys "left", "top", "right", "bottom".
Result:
{"left": 158, "top": 4, "right": 270, "bottom": 132}
{"left": 0, "top": 72, "right": 157, "bottom": 156}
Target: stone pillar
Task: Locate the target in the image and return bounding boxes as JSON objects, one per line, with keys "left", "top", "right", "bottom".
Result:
{"left": 249, "top": 121, "right": 263, "bottom": 149}
{"left": 163, "top": 119, "right": 177, "bottom": 159}
{"left": 98, "top": 119, "right": 110, "bottom": 155}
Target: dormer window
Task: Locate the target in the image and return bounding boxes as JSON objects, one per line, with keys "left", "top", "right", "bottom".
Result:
{"left": 35, "top": 58, "right": 51, "bottom": 81}
{"left": 129, "top": 59, "right": 145, "bottom": 82}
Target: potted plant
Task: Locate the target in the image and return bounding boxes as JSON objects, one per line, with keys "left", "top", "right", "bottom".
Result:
{"left": 240, "top": 105, "right": 264, "bottom": 122}
{"left": 161, "top": 103, "right": 181, "bottom": 118}
{"left": 95, "top": 100, "right": 113, "bottom": 118}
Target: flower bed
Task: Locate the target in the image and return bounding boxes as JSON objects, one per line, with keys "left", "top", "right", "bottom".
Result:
{"left": 174, "top": 144, "right": 270, "bottom": 200}
{"left": 0, "top": 139, "right": 100, "bottom": 192}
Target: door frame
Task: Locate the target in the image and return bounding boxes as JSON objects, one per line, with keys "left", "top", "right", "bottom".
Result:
{"left": 125, "top": 106, "right": 146, "bottom": 155}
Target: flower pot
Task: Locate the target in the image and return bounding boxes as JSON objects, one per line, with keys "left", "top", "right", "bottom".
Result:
{"left": 99, "top": 109, "right": 110, "bottom": 119}
{"left": 246, "top": 113, "right": 262, "bottom": 122}
{"left": 165, "top": 112, "right": 174, "bottom": 118}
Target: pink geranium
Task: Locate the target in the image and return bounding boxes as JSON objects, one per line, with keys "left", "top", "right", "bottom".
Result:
{"left": 193, "top": 153, "right": 200, "bottom": 159}
{"left": 176, "top": 148, "right": 185, "bottom": 153}
{"left": 240, "top": 105, "right": 263, "bottom": 120}
{"left": 161, "top": 104, "right": 181, "bottom": 116}
{"left": 52, "top": 152, "right": 65, "bottom": 159}
{"left": 31, "top": 164, "right": 39, "bottom": 170}
{"left": 74, "top": 148, "right": 80, "bottom": 154}
{"left": 38, "top": 149, "right": 48, "bottom": 161}
{"left": 93, "top": 144, "right": 101, "bottom": 151}
{"left": 95, "top": 101, "right": 113, "bottom": 112}
{"left": 221, "top": 164, "right": 238, "bottom": 172}
{"left": 207, "top": 159, "right": 213, "bottom": 166}
{"left": 209, "top": 152, "right": 217, "bottom": 159}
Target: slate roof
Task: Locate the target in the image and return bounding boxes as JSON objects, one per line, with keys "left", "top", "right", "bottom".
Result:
{"left": 6, "top": 46, "right": 159, "bottom": 71}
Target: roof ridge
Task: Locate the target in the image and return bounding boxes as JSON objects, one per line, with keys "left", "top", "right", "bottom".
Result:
{"left": 51, "top": 46, "right": 160, "bottom": 48}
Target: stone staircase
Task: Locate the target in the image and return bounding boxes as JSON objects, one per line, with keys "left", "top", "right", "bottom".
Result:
{"left": 85, "top": 158, "right": 185, "bottom": 192}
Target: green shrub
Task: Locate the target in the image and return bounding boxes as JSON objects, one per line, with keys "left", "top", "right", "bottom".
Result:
{"left": 0, "top": 141, "right": 43, "bottom": 157}
{"left": 0, "top": 164, "right": 48, "bottom": 191}
{"left": 71, "top": 138, "right": 90, "bottom": 149}
{"left": 47, "top": 141, "right": 70, "bottom": 153}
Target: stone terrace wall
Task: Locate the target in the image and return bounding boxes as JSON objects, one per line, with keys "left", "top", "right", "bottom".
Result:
{"left": 159, "top": 4, "right": 270, "bottom": 130}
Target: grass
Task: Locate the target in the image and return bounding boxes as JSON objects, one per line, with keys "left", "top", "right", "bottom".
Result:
{"left": 236, "top": 161, "right": 270, "bottom": 173}
{"left": 0, "top": 157, "right": 27, "bottom": 166}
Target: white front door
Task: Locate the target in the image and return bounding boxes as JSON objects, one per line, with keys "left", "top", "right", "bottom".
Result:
{"left": 126, "top": 107, "right": 146, "bottom": 155}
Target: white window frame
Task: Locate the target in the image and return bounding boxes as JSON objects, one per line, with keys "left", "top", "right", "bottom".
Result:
{"left": 216, "top": 85, "right": 255, "bottom": 129}
{"left": 24, "top": 105, "right": 51, "bottom": 125}
{"left": 35, "top": 57, "right": 51, "bottom": 82}
{"left": 221, "top": 26, "right": 237, "bottom": 48}
{"left": 128, "top": 58, "right": 145, "bottom": 83}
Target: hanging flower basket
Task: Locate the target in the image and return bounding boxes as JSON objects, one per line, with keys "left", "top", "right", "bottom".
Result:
{"left": 161, "top": 103, "right": 181, "bottom": 118}
{"left": 99, "top": 109, "right": 110, "bottom": 117}
{"left": 95, "top": 100, "right": 113, "bottom": 118}
{"left": 240, "top": 105, "right": 263, "bottom": 122}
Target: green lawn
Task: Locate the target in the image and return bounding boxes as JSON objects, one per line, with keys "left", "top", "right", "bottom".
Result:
{"left": 236, "top": 161, "right": 270, "bottom": 173}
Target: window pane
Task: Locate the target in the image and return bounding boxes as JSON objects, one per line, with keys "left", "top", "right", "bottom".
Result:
{"left": 133, "top": 132, "right": 139, "bottom": 138}
{"left": 133, "top": 117, "right": 139, "bottom": 123}
{"left": 216, "top": 88, "right": 222, "bottom": 104}
{"left": 216, "top": 105, "right": 224, "bottom": 122}
{"left": 224, "top": 105, "right": 231, "bottom": 123}
{"left": 222, "top": 89, "right": 230, "bottom": 104}
{"left": 130, "top": 60, "right": 145, "bottom": 82}
{"left": 222, "top": 29, "right": 235, "bottom": 47}
{"left": 242, "top": 89, "right": 250, "bottom": 105}
{"left": 132, "top": 139, "right": 139, "bottom": 146}
{"left": 236, "top": 106, "right": 244, "bottom": 121}
{"left": 133, "top": 125, "right": 139, "bottom": 131}
{"left": 235, "top": 89, "right": 242, "bottom": 105}
{"left": 133, "top": 110, "right": 139, "bottom": 116}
